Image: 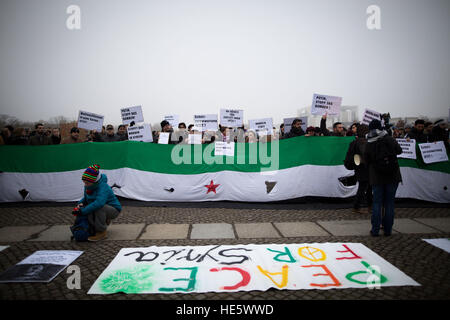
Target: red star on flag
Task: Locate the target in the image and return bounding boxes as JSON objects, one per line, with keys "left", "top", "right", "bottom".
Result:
{"left": 205, "top": 180, "right": 220, "bottom": 194}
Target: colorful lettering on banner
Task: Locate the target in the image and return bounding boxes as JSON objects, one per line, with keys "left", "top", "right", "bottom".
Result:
{"left": 87, "top": 244, "right": 419, "bottom": 294}
{"left": 159, "top": 267, "right": 198, "bottom": 292}
{"left": 336, "top": 244, "right": 362, "bottom": 260}
{"left": 298, "top": 246, "right": 327, "bottom": 262}
{"left": 301, "top": 265, "right": 342, "bottom": 288}
{"left": 346, "top": 261, "right": 388, "bottom": 285}
{"left": 210, "top": 267, "right": 251, "bottom": 290}
{"left": 267, "top": 247, "right": 296, "bottom": 263}
{"left": 257, "top": 265, "right": 289, "bottom": 289}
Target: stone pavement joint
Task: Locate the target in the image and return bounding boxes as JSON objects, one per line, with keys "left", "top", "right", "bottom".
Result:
{"left": 190, "top": 223, "right": 235, "bottom": 239}
{"left": 392, "top": 218, "right": 442, "bottom": 234}
{"left": 413, "top": 218, "right": 450, "bottom": 233}
{"left": 2, "top": 219, "right": 450, "bottom": 242}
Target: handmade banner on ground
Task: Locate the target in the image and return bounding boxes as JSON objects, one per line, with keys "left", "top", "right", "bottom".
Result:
{"left": 0, "top": 250, "right": 82, "bottom": 283}
{"left": 249, "top": 118, "right": 273, "bottom": 135}
{"left": 87, "top": 243, "right": 419, "bottom": 294}
{"left": 311, "top": 94, "right": 342, "bottom": 116}
{"left": 397, "top": 139, "right": 417, "bottom": 160}
{"left": 220, "top": 109, "right": 243, "bottom": 127}
{"left": 121, "top": 106, "right": 144, "bottom": 125}
{"left": 423, "top": 239, "right": 450, "bottom": 254}
{"left": 418, "top": 141, "right": 449, "bottom": 164}
{"left": 194, "top": 114, "right": 218, "bottom": 132}
{"left": 77, "top": 110, "right": 104, "bottom": 131}
{"left": 127, "top": 124, "right": 153, "bottom": 142}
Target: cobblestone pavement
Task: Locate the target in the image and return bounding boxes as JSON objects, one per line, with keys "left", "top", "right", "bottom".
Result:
{"left": 0, "top": 201, "right": 449, "bottom": 301}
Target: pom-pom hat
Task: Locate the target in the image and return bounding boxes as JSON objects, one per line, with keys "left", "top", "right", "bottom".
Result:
{"left": 82, "top": 164, "right": 101, "bottom": 183}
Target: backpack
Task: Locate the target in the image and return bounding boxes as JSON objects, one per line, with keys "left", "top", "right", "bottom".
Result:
{"left": 344, "top": 140, "right": 358, "bottom": 170}
{"left": 70, "top": 215, "right": 95, "bottom": 242}
{"left": 373, "top": 137, "right": 398, "bottom": 174}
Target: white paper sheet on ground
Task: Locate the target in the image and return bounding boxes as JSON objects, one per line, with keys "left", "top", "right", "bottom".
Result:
{"left": 88, "top": 243, "right": 419, "bottom": 294}
{"left": 0, "top": 250, "right": 83, "bottom": 283}
{"left": 423, "top": 238, "right": 450, "bottom": 254}
{"left": 0, "top": 246, "right": 9, "bottom": 252}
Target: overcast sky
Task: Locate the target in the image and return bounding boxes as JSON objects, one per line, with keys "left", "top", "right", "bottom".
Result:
{"left": 0, "top": 0, "right": 449, "bottom": 126}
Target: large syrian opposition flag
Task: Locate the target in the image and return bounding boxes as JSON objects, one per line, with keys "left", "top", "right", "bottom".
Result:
{"left": 0, "top": 137, "right": 448, "bottom": 203}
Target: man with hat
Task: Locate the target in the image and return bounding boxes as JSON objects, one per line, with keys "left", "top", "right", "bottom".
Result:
{"left": 73, "top": 164, "right": 122, "bottom": 241}
{"left": 62, "top": 127, "right": 82, "bottom": 144}
{"left": 157, "top": 120, "right": 178, "bottom": 144}
{"left": 94, "top": 124, "right": 122, "bottom": 142}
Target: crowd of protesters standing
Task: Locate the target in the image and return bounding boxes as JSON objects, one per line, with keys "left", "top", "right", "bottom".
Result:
{"left": 1, "top": 114, "right": 448, "bottom": 149}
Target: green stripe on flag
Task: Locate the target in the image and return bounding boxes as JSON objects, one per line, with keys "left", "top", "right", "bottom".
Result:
{"left": 0, "top": 137, "right": 448, "bottom": 174}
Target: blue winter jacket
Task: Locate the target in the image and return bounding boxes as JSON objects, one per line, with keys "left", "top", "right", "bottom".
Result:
{"left": 77, "top": 174, "right": 122, "bottom": 215}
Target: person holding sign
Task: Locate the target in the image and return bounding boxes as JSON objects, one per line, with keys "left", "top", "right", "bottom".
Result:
{"left": 157, "top": 120, "right": 179, "bottom": 144}
{"left": 320, "top": 114, "right": 346, "bottom": 137}
{"left": 405, "top": 119, "right": 428, "bottom": 143}
{"left": 93, "top": 124, "right": 122, "bottom": 142}
{"left": 74, "top": 164, "right": 122, "bottom": 242}
{"left": 429, "top": 119, "right": 449, "bottom": 151}
{"left": 364, "top": 120, "right": 403, "bottom": 237}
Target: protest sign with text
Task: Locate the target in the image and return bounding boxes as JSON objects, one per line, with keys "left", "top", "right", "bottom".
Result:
{"left": 220, "top": 109, "right": 244, "bottom": 127}
{"left": 77, "top": 110, "right": 104, "bottom": 131}
{"left": 418, "top": 141, "right": 449, "bottom": 164}
{"left": 158, "top": 132, "right": 170, "bottom": 144}
{"left": 164, "top": 115, "right": 180, "bottom": 128}
{"left": 214, "top": 141, "right": 235, "bottom": 157}
{"left": 249, "top": 118, "right": 273, "bottom": 135}
{"left": 121, "top": 106, "right": 144, "bottom": 125}
{"left": 0, "top": 251, "right": 83, "bottom": 283}
{"left": 311, "top": 94, "right": 342, "bottom": 116}
{"left": 361, "top": 108, "right": 382, "bottom": 126}
{"left": 127, "top": 124, "right": 153, "bottom": 142}
{"left": 396, "top": 139, "right": 416, "bottom": 160}
{"left": 194, "top": 114, "right": 218, "bottom": 132}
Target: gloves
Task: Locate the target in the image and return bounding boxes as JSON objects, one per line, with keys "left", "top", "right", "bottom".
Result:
{"left": 72, "top": 207, "right": 81, "bottom": 216}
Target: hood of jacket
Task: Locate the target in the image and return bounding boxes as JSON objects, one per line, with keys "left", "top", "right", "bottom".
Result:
{"left": 367, "top": 129, "right": 388, "bottom": 143}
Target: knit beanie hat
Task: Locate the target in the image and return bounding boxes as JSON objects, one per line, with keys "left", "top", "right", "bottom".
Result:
{"left": 82, "top": 164, "right": 101, "bottom": 183}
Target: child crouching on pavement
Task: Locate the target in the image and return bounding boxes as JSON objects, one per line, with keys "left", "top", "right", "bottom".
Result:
{"left": 73, "top": 164, "right": 122, "bottom": 241}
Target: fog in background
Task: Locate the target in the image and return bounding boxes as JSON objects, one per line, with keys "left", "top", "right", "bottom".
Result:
{"left": 0, "top": 0, "right": 449, "bottom": 126}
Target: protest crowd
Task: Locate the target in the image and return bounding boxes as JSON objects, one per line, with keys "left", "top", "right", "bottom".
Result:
{"left": 1, "top": 114, "right": 448, "bottom": 149}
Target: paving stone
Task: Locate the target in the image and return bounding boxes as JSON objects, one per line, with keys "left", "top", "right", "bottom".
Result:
{"left": 317, "top": 220, "right": 373, "bottom": 236}
{"left": 235, "top": 223, "right": 280, "bottom": 239}
{"left": 413, "top": 218, "right": 450, "bottom": 233}
{"left": 140, "top": 224, "right": 189, "bottom": 240}
{"left": 28, "top": 225, "right": 72, "bottom": 242}
{"left": 392, "top": 219, "right": 441, "bottom": 234}
{"left": 190, "top": 223, "right": 235, "bottom": 239}
{"left": 0, "top": 225, "right": 48, "bottom": 242}
{"left": 275, "top": 222, "right": 330, "bottom": 237}
{"left": 105, "top": 224, "right": 145, "bottom": 241}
